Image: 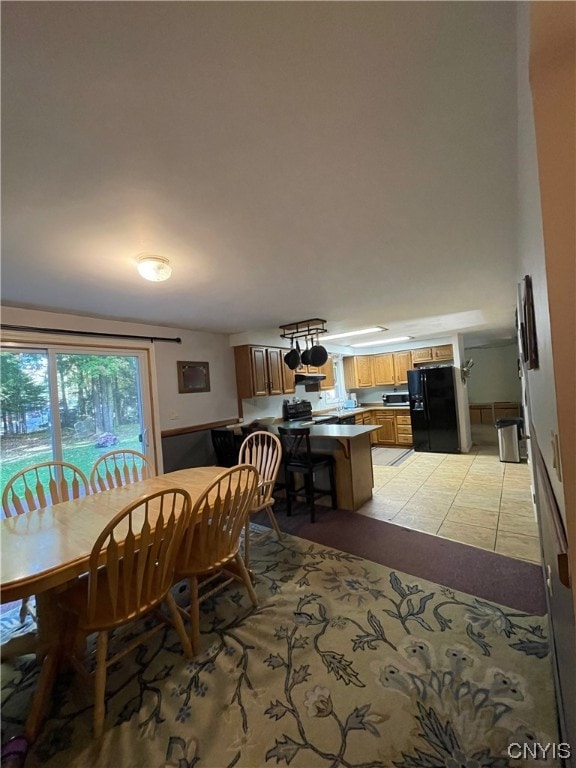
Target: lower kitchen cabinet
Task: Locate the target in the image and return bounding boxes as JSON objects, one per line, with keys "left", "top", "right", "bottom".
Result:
{"left": 395, "top": 412, "right": 413, "bottom": 445}
{"left": 375, "top": 412, "right": 396, "bottom": 445}
{"left": 354, "top": 408, "right": 413, "bottom": 447}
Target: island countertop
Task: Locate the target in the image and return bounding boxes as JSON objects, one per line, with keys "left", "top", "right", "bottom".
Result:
{"left": 272, "top": 423, "right": 379, "bottom": 437}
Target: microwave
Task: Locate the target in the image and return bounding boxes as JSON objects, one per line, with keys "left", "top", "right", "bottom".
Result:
{"left": 382, "top": 392, "right": 409, "bottom": 405}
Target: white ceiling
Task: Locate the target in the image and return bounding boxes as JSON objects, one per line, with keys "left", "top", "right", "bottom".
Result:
{"left": 1, "top": 2, "right": 520, "bottom": 349}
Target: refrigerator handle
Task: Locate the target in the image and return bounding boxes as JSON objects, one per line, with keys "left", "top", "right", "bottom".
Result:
{"left": 423, "top": 371, "right": 430, "bottom": 420}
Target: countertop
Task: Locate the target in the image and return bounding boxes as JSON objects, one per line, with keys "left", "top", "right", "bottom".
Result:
{"left": 272, "top": 422, "right": 379, "bottom": 438}
{"left": 312, "top": 405, "right": 409, "bottom": 418}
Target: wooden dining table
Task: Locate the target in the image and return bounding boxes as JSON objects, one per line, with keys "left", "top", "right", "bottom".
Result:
{"left": 0, "top": 465, "right": 229, "bottom": 741}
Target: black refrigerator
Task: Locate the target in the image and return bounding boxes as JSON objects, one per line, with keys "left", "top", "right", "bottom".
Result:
{"left": 407, "top": 367, "right": 460, "bottom": 453}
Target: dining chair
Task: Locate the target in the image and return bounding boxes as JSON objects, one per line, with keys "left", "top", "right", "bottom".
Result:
{"left": 175, "top": 464, "right": 258, "bottom": 655}
{"left": 238, "top": 431, "right": 282, "bottom": 569}
{"left": 89, "top": 449, "right": 155, "bottom": 493}
{"left": 277, "top": 427, "right": 337, "bottom": 523}
{"left": 2, "top": 461, "right": 90, "bottom": 518}
{"left": 55, "top": 487, "right": 193, "bottom": 738}
{"left": 2, "top": 461, "right": 90, "bottom": 623}
{"left": 210, "top": 428, "right": 242, "bottom": 467}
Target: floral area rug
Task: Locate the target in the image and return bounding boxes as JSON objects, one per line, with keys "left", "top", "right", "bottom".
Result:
{"left": 1, "top": 525, "right": 560, "bottom": 767}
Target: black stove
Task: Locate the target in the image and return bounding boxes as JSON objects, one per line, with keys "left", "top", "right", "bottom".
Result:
{"left": 282, "top": 399, "right": 339, "bottom": 425}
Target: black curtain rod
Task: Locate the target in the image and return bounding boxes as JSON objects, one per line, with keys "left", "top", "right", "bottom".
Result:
{"left": 0, "top": 324, "right": 182, "bottom": 344}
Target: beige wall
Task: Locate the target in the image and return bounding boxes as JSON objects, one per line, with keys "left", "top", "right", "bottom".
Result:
{"left": 464, "top": 344, "right": 521, "bottom": 404}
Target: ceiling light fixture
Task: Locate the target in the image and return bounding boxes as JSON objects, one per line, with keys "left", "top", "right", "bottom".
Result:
{"left": 137, "top": 254, "right": 172, "bottom": 282}
{"left": 322, "top": 326, "right": 387, "bottom": 341}
{"left": 350, "top": 336, "right": 412, "bottom": 347}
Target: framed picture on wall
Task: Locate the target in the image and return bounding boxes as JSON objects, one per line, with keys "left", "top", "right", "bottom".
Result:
{"left": 522, "top": 275, "right": 539, "bottom": 370}
{"left": 177, "top": 361, "right": 210, "bottom": 393}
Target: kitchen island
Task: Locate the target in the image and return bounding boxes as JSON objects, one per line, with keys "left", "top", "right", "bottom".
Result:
{"left": 270, "top": 423, "right": 380, "bottom": 511}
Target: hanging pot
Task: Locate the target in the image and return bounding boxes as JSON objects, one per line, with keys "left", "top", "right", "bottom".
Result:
{"left": 284, "top": 339, "right": 300, "bottom": 370}
{"left": 300, "top": 337, "right": 312, "bottom": 366}
{"left": 309, "top": 334, "right": 328, "bottom": 367}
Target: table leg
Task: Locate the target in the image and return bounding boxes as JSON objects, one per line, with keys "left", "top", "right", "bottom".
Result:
{"left": 24, "top": 590, "right": 71, "bottom": 742}
{"left": 24, "top": 647, "right": 60, "bottom": 742}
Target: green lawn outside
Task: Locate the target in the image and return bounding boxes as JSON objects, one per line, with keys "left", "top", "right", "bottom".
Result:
{"left": 1, "top": 426, "right": 142, "bottom": 500}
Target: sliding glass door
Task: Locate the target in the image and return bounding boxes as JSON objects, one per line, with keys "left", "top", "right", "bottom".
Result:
{"left": 1, "top": 346, "right": 154, "bottom": 498}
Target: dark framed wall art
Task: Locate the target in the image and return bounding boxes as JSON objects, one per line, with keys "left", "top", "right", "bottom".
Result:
{"left": 522, "top": 275, "right": 539, "bottom": 370}
{"left": 177, "top": 361, "right": 211, "bottom": 393}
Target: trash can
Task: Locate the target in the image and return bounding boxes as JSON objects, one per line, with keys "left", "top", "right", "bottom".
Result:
{"left": 495, "top": 417, "right": 524, "bottom": 463}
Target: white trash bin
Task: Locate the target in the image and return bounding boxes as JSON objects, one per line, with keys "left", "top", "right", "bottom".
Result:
{"left": 496, "top": 418, "right": 523, "bottom": 463}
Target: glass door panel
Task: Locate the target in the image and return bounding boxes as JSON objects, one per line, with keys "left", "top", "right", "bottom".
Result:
{"left": 55, "top": 352, "right": 151, "bottom": 480}
{"left": 0, "top": 350, "right": 53, "bottom": 500}
{"left": 1, "top": 347, "right": 154, "bottom": 503}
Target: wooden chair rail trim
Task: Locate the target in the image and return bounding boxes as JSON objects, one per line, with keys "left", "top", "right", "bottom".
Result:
{"left": 161, "top": 418, "right": 240, "bottom": 439}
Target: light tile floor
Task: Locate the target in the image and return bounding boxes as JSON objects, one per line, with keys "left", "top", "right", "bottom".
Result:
{"left": 358, "top": 444, "right": 541, "bottom": 564}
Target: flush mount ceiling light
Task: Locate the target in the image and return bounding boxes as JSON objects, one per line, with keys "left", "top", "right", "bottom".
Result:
{"left": 322, "top": 326, "right": 387, "bottom": 342}
{"left": 137, "top": 254, "right": 172, "bottom": 282}
{"left": 350, "top": 336, "right": 412, "bottom": 347}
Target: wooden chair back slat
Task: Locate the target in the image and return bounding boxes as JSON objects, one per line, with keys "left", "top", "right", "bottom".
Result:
{"left": 2, "top": 462, "right": 89, "bottom": 518}
{"left": 86, "top": 488, "right": 191, "bottom": 624}
{"left": 49, "top": 468, "right": 60, "bottom": 505}
{"left": 179, "top": 465, "right": 258, "bottom": 573}
{"left": 89, "top": 450, "right": 155, "bottom": 494}
{"left": 239, "top": 431, "right": 282, "bottom": 508}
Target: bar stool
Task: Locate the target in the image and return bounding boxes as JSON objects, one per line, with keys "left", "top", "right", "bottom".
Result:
{"left": 277, "top": 427, "right": 337, "bottom": 523}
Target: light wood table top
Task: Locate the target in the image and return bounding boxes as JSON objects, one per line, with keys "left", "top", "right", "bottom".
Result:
{"left": 1, "top": 466, "right": 225, "bottom": 604}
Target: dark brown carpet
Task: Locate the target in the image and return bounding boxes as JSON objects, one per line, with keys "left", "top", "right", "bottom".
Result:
{"left": 253, "top": 500, "right": 547, "bottom": 615}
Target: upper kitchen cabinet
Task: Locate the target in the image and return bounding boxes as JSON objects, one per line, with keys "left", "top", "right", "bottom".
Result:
{"left": 343, "top": 355, "right": 373, "bottom": 388}
{"left": 411, "top": 347, "right": 433, "bottom": 364}
{"left": 411, "top": 345, "right": 454, "bottom": 365}
{"left": 432, "top": 344, "right": 453, "bottom": 361}
{"left": 392, "top": 351, "right": 412, "bottom": 385}
{"left": 372, "top": 354, "right": 395, "bottom": 386}
{"left": 280, "top": 350, "right": 297, "bottom": 394}
{"left": 319, "top": 354, "right": 335, "bottom": 390}
{"left": 234, "top": 345, "right": 287, "bottom": 398}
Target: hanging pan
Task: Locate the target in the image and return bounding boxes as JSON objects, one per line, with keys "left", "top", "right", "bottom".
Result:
{"left": 300, "top": 337, "right": 312, "bottom": 366}
{"left": 309, "top": 333, "right": 328, "bottom": 367}
{"left": 284, "top": 339, "right": 300, "bottom": 370}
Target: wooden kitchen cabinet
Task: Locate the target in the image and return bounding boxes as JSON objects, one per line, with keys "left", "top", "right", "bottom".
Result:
{"left": 372, "top": 354, "right": 395, "bottom": 385}
{"left": 267, "top": 348, "right": 285, "bottom": 394}
{"left": 393, "top": 351, "right": 412, "bottom": 385}
{"left": 319, "top": 354, "right": 335, "bottom": 390}
{"left": 493, "top": 402, "right": 521, "bottom": 420}
{"left": 432, "top": 344, "right": 453, "bottom": 361}
{"left": 234, "top": 345, "right": 288, "bottom": 398}
{"left": 343, "top": 356, "right": 374, "bottom": 388}
{"left": 411, "top": 347, "right": 433, "bottom": 364}
{"left": 374, "top": 412, "right": 396, "bottom": 445}
{"left": 280, "top": 349, "right": 296, "bottom": 394}
{"left": 395, "top": 412, "right": 413, "bottom": 446}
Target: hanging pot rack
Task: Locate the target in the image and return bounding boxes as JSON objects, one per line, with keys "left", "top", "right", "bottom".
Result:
{"left": 279, "top": 318, "right": 328, "bottom": 342}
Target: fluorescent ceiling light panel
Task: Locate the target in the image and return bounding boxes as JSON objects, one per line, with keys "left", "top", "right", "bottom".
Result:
{"left": 322, "top": 327, "right": 386, "bottom": 341}
{"left": 350, "top": 336, "right": 412, "bottom": 347}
